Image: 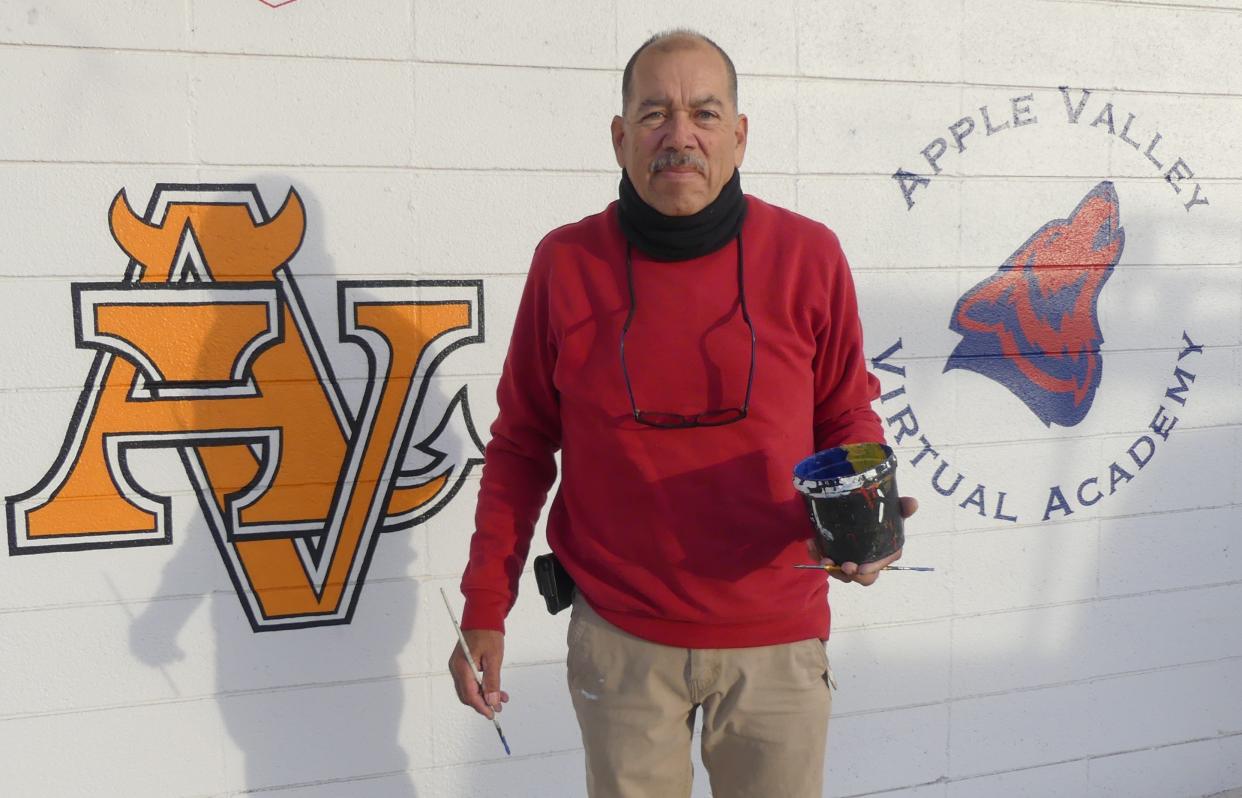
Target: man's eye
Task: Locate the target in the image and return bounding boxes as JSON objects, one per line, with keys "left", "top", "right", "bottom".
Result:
{"left": 696, "top": 110, "right": 720, "bottom": 121}
{"left": 641, "top": 111, "right": 665, "bottom": 122}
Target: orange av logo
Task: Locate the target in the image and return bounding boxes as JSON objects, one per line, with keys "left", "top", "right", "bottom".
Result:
{"left": 5, "top": 185, "right": 484, "bottom": 631}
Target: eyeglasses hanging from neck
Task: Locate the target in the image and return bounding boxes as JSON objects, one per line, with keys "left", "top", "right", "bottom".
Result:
{"left": 619, "top": 234, "right": 756, "bottom": 429}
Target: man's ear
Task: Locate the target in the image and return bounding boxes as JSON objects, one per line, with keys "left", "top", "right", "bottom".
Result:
{"left": 733, "top": 113, "right": 749, "bottom": 168}
{"left": 611, "top": 115, "right": 626, "bottom": 169}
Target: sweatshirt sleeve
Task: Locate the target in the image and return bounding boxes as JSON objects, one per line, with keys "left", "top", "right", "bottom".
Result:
{"left": 811, "top": 230, "right": 886, "bottom": 451}
{"left": 459, "top": 242, "right": 562, "bottom": 632}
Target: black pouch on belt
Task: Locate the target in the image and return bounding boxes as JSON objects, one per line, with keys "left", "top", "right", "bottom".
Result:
{"left": 533, "top": 553, "right": 575, "bottom": 615}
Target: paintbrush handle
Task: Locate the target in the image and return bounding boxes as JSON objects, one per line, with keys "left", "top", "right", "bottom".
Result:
{"left": 440, "top": 588, "right": 511, "bottom": 755}
{"left": 793, "top": 564, "right": 935, "bottom": 573}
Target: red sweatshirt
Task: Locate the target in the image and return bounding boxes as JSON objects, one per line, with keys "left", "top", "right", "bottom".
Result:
{"left": 460, "top": 196, "right": 884, "bottom": 648}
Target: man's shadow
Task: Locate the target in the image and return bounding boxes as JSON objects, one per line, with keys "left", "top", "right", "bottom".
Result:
{"left": 123, "top": 182, "right": 472, "bottom": 795}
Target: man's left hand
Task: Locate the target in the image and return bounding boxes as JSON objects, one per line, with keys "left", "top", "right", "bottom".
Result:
{"left": 805, "top": 496, "right": 919, "bottom": 586}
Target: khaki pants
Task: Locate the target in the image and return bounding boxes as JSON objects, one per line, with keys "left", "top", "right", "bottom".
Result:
{"left": 566, "top": 595, "right": 832, "bottom": 798}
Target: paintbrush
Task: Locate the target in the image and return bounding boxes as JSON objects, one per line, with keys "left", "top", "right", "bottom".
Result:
{"left": 440, "top": 587, "right": 511, "bottom": 756}
{"left": 793, "top": 564, "right": 936, "bottom": 573}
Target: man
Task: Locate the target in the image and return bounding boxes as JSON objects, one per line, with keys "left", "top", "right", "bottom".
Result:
{"left": 449, "top": 29, "right": 915, "bottom": 797}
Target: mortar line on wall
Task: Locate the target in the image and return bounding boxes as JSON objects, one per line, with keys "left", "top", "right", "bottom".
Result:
{"left": 4, "top": 158, "right": 1242, "bottom": 185}
{"left": 5, "top": 648, "right": 1235, "bottom": 728}
{"left": 213, "top": 766, "right": 417, "bottom": 797}
{"left": 6, "top": 40, "right": 1242, "bottom": 102}
{"left": 1, "top": 265, "right": 1240, "bottom": 290}
{"left": 857, "top": 729, "right": 1242, "bottom": 798}
{"left": 943, "top": 728, "right": 1242, "bottom": 789}
{"left": 7, "top": 162, "right": 1242, "bottom": 192}
{"left": 831, "top": 652, "right": 1242, "bottom": 719}
{"left": 1051, "top": 0, "right": 1242, "bottom": 13}
{"left": 7, "top": 569, "right": 1238, "bottom": 638}
{"left": 6, "top": 161, "right": 1242, "bottom": 186}
{"left": 0, "top": 656, "right": 571, "bottom": 724}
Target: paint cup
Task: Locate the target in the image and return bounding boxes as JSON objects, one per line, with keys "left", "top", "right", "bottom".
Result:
{"left": 792, "top": 442, "right": 903, "bottom": 565}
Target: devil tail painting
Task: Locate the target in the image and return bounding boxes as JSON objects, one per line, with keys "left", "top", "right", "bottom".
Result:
{"left": 945, "top": 181, "right": 1125, "bottom": 427}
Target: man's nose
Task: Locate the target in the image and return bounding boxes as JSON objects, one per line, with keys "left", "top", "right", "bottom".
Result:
{"left": 662, "top": 111, "right": 697, "bottom": 149}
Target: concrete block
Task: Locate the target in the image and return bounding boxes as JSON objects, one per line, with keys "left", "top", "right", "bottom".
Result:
{"left": 1085, "top": 349, "right": 1236, "bottom": 437}
{"left": 1095, "top": 425, "right": 1237, "bottom": 517}
{"left": 190, "top": 0, "right": 413, "bottom": 59}
{"left": 828, "top": 620, "right": 952, "bottom": 714}
{"left": 952, "top": 602, "right": 1099, "bottom": 697}
{"left": 410, "top": 171, "right": 616, "bottom": 278}
{"left": 0, "top": 48, "right": 192, "bottom": 163}
{"left": 421, "top": 476, "right": 486, "bottom": 574}
{"left": 0, "top": 549, "right": 435, "bottom": 718}
{"left": 855, "top": 268, "right": 962, "bottom": 360}
{"left": 1101, "top": 294, "right": 1221, "bottom": 375}
{"left": 799, "top": 0, "right": 963, "bottom": 83}
{"left": 949, "top": 682, "right": 1094, "bottom": 777}
{"left": 415, "top": 748, "right": 586, "bottom": 797}
{"left": 1088, "top": 659, "right": 1242, "bottom": 756}
{"left": 743, "top": 174, "right": 796, "bottom": 209}
{"left": 193, "top": 168, "right": 421, "bottom": 281}
{"left": 862, "top": 784, "right": 947, "bottom": 798}
{"left": 430, "top": 661, "right": 579, "bottom": 766}
{"left": 0, "top": 699, "right": 231, "bottom": 797}
{"left": 948, "top": 759, "right": 1088, "bottom": 798}
{"left": 615, "top": 1, "right": 798, "bottom": 75}
{"left": 0, "top": 166, "right": 187, "bottom": 278}
{"left": 217, "top": 675, "right": 435, "bottom": 790}
{"left": 1108, "top": 180, "right": 1242, "bottom": 268}
{"left": 1090, "top": 584, "right": 1242, "bottom": 678}
{"left": 251, "top": 770, "right": 428, "bottom": 798}
{"left": 413, "top": 64, "right": 616, "bottom": 171}
{"left": 1107, "top": 5, "right": 1242, "bottom": 96}
{"left": 828, "top": 532, "right": 953, "bottom": 628}
{"left": 797, "top": 176, "right": 963, "bottom": 271}
{"left": 0, "top": 0, "right": 186, "bottom": 49}
{"left": 456, "top": 272, "right": 525, "bottom": 381}
{"left": 799, "top": 80, "right": 963, "bottom": 177}
{"left": 1090, "top": 92, "right": 1242, "bottom": 181}
{"left": 417, "top": 0, "right": 613, "bottom": 68}
{"left": 949, "top": 518, "right": 1098, "bottom": 616}
{"left": 1088, "top": 736, "right": 1242, "bottom": 798}
{"left": 0, "top": 285, "right": 96, "bottom": 389}
{"left": 952, "top": 88, "right": 1111, "bottom": 179}
{"left": 962, "top": 0, "right": 1119, "bottom": 90}
{"left": 193, "top": 57, "right": 414, "bottom": 167}
{"left": 826, "top": 703, "right": 949, "bottom": 796}
{"left": 737, "top": 75, "right": 797, "bottom": 175}
{"left": 0, "top": 491, "right": 233, "bottom": 609}
{"left": 1099, "top": 508, "right": 1236, "bottom": 595}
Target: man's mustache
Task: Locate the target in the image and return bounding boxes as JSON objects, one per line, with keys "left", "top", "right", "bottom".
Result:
{"left": 650, "top": 151, "right": 707, "bottom": 174}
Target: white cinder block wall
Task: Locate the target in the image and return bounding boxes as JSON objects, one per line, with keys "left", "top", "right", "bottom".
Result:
{"left": 1, "top": 2, "right": 1239, "bottom": 797}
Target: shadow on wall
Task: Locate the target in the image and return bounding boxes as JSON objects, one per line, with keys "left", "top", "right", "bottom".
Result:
{"left": 121, "top": 181, "right": 487, "bottom": 796}
{"left": 823, "top": 185, "right": 1239, "bottom": 796}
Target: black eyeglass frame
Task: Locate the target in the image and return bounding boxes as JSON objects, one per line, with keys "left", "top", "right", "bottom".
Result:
{"left": 619, "top": 234, "right": 757, "bottom": 429}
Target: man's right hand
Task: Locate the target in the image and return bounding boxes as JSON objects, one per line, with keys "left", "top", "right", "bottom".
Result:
{"left": 448, "top": 629, "right": 509, "bottom": 719}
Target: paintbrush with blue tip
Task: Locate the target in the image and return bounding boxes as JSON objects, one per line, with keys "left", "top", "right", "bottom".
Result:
{"left": 441, "top": 588, "right": 511, "bottom": 756}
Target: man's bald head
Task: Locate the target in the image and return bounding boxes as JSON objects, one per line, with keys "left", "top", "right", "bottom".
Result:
{"left": 621, "top": 29, "right": 738, "bottom": 115}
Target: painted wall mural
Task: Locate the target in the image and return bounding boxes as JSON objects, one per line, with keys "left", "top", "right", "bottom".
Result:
{"left": 946, "top": 181, "right": 1123, "bottom": 428}
{"left": 5, "top": 184, "right": 485, "bottom": 631}
{"left": 876, "top": 86, "right": 1210, "bottom": 524}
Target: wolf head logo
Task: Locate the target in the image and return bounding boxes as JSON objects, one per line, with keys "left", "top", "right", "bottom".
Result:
{"left": 945, "top": 181, "right": 1124, "bottom": 427}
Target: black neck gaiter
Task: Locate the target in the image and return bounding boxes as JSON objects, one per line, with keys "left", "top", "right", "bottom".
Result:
{"left": 617, "top": 169, "right": 747, "bottom": 261}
